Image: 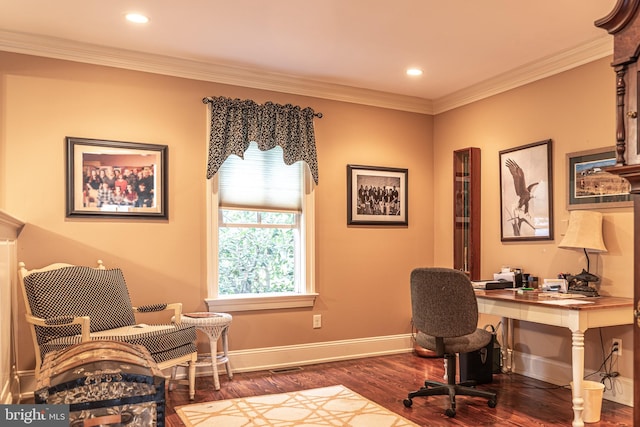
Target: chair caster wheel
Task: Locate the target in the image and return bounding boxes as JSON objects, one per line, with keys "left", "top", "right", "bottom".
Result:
{"left": 445, "top": 408, "right": 456, "bottom": 418}
{"left": 403, "top": 398, "right": 413, "bottom": 407}
{"left": 488, "top": 399, "right": 497, "bottom": 408}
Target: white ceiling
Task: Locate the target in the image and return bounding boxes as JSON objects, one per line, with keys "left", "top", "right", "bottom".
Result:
{"left": 0, "top": 0, "right": 618, "bottom": 113}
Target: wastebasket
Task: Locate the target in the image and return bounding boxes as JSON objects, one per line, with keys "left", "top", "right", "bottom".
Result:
{"left": 570, "top": 380, "right": 605, "bottom": 423}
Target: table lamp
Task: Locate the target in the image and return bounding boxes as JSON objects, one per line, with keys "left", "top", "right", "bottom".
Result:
{"left": 558, "top": 210, "right": 607, "bottom": 282}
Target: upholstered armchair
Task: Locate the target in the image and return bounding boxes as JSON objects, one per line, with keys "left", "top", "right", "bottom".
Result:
{"left": 18, "top": 260, "right": 198, "bottom": 399}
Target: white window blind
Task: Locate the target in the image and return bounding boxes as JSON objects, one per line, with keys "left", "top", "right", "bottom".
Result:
{"left": 218, "top": 142, "right": 302, "bottom": 211}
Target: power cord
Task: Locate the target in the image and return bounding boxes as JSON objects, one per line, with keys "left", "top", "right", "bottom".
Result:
{"left": 501, "top": 328, "right": 620, "bottom": 392}
{"left": 583, "top": 329, "right": 619, "bottom": 391}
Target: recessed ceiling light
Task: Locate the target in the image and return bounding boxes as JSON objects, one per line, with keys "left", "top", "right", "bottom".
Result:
{"left": 406, "top": 68, "right": 423, "bottom": 76}
{"left": 126, "top": 13, "right": 149, "bottom": 24}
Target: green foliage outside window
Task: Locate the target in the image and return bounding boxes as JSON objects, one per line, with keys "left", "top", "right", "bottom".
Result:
{"left": 219, "top": 211, "right": 296, "bottom": 295}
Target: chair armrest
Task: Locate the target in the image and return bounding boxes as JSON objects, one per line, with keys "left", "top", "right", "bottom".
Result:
{"left": 133, "top": 302, "right": 183, "bottom": 320}
{"left": 25, "top": 314, "right": 91, "bottom": 341}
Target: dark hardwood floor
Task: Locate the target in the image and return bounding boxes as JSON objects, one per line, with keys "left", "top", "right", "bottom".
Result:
{"left": 165, "top": 352, "right": 632, "bottom": 427}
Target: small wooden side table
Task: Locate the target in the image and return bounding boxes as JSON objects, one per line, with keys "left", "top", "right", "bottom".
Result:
{"left": 176, "top": 312, "right": 233, "bottom": 390}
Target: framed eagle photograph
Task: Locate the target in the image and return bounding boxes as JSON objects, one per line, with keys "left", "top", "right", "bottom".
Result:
{"left": 499, "top": 139, "right": 553, "bottom": 242}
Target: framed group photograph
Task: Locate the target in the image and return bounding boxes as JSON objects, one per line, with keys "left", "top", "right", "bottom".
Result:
{"left": 66, "top": 137, "right": 168, "bottom": 219}
{"left": 566, "top": 147, "right": 631, "bottom": 210}
{"left": 499, "top": 139, "right": 553, "bottom": 241}
{"left": 347, "top": 164, "right": 408, "bottom": 226}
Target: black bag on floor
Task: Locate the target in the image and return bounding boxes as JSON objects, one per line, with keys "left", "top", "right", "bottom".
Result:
{"left": 459, "top": 324, "right": 499, "bottom": 384}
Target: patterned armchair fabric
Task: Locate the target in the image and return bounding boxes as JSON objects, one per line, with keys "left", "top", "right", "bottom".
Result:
{"left": 24, "top": 267, "right": 136, "bottom": 339}
{"left": 19, "top": 261, "right": 198, "bottom": 399}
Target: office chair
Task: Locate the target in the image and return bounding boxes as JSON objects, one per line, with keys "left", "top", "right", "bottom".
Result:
{"left": 404, "top": 267, "right": 497, "bottom": 417}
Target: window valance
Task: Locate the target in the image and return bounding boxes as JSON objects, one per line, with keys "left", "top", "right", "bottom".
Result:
{"left": 203, "top": 96, "right": 321, "bottom": 185}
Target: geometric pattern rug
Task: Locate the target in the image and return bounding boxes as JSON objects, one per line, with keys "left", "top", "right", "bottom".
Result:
{"left": 176, "top": 385, "right": 419, "bottom": 426}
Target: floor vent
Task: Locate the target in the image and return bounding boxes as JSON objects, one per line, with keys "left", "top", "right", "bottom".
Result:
{"left": 270, "top": 366, "right": 303, "bottom": 374}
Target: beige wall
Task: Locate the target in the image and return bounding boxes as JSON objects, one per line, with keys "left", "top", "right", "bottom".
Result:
{"left": 0, "top": 52, "right": 434, "bottom": 371}
{"left": 1, "top": 51, "right": 633, "bottom": 380}
{"left": 434, "top": 57, "right": 634, "bottom": 376}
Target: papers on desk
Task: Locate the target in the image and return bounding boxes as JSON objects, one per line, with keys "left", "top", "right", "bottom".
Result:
{"left": 538, "top": 298, "right": 595, "bottom": 305}
{"left": 540, "top": 292, "right": 587, "bottom": 299}
{"left": 536, "top": 292, "right": 594, "bottom": 305}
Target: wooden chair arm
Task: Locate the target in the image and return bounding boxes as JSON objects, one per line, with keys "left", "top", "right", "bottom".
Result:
{"left": 25, "top": 314, "right": 91, "bottom": 341}
{"left": 133, "top": 302, "right": 183, "bottom": 321}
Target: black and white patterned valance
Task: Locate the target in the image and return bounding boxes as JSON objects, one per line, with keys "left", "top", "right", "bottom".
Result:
{"left": 203, "top": 96, "right": 321, "bottom": 185}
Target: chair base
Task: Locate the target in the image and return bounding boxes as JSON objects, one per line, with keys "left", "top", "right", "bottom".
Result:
{"left": 404, "top": 354, "right": 497, "bottom": 417}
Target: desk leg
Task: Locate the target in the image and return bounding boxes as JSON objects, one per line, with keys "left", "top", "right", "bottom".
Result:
{"left": 500, "top": 317, "right": 508, "bottom": 373}
{"left": 500, "top": 317, "right": 514, "bottom": 373}
{"left": 508, "top": 318, "right": 514, "bottom": 372}
{"left": 571, "top": 330, "right": 585, "bottom": 427}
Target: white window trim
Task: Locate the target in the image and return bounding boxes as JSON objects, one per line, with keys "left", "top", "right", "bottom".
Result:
{"left": 205, "top": 171, "right": 317, "bottom": 312}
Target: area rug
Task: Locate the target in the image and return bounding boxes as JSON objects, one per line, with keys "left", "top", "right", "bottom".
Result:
{"left": 176, "top": 384, "right": 419, "bottom": 426}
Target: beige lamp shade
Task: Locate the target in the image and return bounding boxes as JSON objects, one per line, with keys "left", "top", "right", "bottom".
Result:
{"left": 558, "top": 210, "right": 607, "bottom": 253}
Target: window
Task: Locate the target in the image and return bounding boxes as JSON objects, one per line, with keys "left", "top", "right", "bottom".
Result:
{"left": 206, "top": 142, "right": 316, "bottom": 312}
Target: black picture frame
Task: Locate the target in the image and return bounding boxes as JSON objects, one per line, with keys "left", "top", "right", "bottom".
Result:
{"left": 566, "top": 147, "right": 631, "bottom": 210}
{"left": 66, "top": 137, "right": 168, "bottom": 219}
{"left": 347, "top": 164, "right": 408, "bottom": 226}
{"left": 499, "top": 139, "right": 553, "bottom": 241}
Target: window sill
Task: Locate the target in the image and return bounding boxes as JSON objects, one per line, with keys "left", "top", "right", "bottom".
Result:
{"left": 205, "top": 293, "right": 318, "bottom": 312}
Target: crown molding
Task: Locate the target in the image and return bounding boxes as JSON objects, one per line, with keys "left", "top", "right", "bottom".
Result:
{"left": 0, "top": 209, "right": 25, "bottom": 239}
{"left": 0, "top": 30, "right": 613, "bottom": 116}
{"left": 0, "top": 30, "right": 433, "bottom": 114}
{"left": 433, "top": 35, "right": 614, "bottom": 114}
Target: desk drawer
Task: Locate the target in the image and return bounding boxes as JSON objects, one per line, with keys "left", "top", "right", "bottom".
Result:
{"left": 477, "top": 299, "right": 520, "bottom": 318}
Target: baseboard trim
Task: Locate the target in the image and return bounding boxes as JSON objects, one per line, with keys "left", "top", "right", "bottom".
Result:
{"left": 510, "top": 351, "right": 633, "bottom": 407}
{"left": 223, "top": 333, "right": 415, "bottom": 373}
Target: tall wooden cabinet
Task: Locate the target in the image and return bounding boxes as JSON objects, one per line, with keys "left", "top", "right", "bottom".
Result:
{"left": 453, "top": 148, "right": 481, "bottom": 280}
{"left": 596, "top": 1, "right": 640, "bottom": 422}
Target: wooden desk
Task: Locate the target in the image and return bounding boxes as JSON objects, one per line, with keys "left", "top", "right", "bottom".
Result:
{"left": 475, "top": 290, "right": 633, "bottom": 427}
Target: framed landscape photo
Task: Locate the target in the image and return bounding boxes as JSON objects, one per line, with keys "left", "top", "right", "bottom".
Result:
{"left": 499, "top": 139, "right": 553, "bottom": 241}
{"left": 566, "top": 147, "right": 631, "bottom": 210}
{"left": 66, "top": 137, "right": 168, "bottom": 219}
{"left": 347, "top": 164, "right": 408, "bottom": 226}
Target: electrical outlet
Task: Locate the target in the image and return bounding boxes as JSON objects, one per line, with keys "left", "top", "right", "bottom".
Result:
{"left": 612, "top": 338, "right": 622, "bottom": 356}
{"left": 313, "top": 314, "right": 322, "bottom": 329}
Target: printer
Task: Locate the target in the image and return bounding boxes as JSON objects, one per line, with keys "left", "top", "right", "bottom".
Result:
{"left": 471, "top": 268, "right": 523, "bottom": 290}
{"left": 471, "top": 280, "right": 510, "bottom": 290}
{"left": 492, "top": 271, "right": 522, "bottom": 288}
